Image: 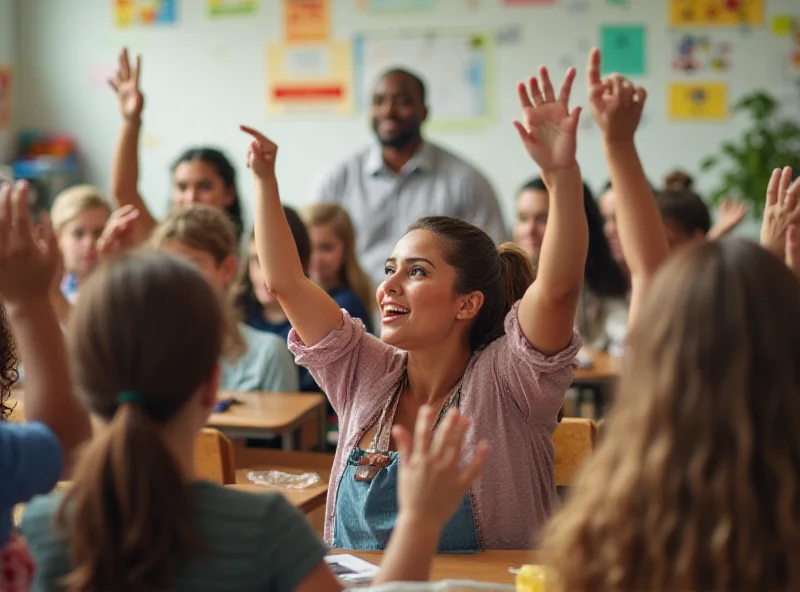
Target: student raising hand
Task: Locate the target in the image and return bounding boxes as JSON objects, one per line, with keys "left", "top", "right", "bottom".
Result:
{"left": 512, "top": 65, "right": 587, "bottom": 355}
{"left": 761, "top": 167, "right": 800, "bottom": 259}
{"left": 0, "top": 181, "right": 90, "bottom": 587}
{"left": 587, "top": 48, "right": 668, "bottom": 328}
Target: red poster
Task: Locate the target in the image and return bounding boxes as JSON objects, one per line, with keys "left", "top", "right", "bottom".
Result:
{"left": 0, "top": 67, "right": 11, "bottom": 130}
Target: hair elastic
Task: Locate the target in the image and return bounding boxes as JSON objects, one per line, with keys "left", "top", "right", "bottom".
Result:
{"left": 116, "top": 390, "right": 145, "bottom": 407}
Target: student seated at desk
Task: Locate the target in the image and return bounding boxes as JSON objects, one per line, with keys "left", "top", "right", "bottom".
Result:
{"left": 108, "top": 48, "right": 245, "bottom": 243}
{"left": 147, "top": 204, "right": 298, "bottom": 393}
{"left": 240, "top": 57, "right": 586, "bottom": 551}
{"left": 21, "top": 249, "right": 487, "bottom": 592}
{"left": 301, "top": 203, "right": 375, "bottom": 334}
{"left": 514, "top": 177, "right": 628, "bottom": 352}
{"left": 235, "top": 210, "right": 320, "bottom": 393}
{"left": 0, "top": 181, "right": 91, "bottom": 589}
{"left": 542, "top": 50, "right": 800, "bottom": 592}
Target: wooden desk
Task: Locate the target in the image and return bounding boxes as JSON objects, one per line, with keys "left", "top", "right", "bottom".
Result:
{"left": 208, "top": 391, "right": 326, "bottom": 450}
{"left": 573, "top": 350, "right": 619, "bottom": 384}
{"left": 231, "top": 449, "right": 332, "bottom": 514}
{"left": 331, "top": 550, "right": 536, "bottom": 584}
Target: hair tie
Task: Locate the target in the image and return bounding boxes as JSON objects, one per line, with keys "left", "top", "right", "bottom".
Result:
{"left": 116, "top": 391, "right": 145, "bottom": 407}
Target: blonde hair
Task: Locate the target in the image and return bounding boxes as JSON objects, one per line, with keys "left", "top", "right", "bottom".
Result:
{"left": 149, "top": 205, "right": 246, "bottom": 360}
{"left": 50, "top": 185, "right": 111, "bottom": 234}
{"left": 542, "top": 239, "right": 800, "bottom": 591}
{"left": 59, "top": 250, "right": 224, "bottom": 591}
{"left": 301, "top": 203, "right": 375, "bottom": 316}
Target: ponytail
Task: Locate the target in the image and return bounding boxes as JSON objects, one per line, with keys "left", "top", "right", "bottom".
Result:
{"left": 57, "top": 403, "right": 201, "bottom": 592}
{"left": 498, "top": 242, "right": 537, "bottom": 310}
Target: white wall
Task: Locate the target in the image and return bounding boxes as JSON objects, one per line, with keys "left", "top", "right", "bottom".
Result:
{"left": 14, "top": 0, "right": 800, "bottom": 228}
{"left": 0, "top": 0, "right": 15, "bottom": 161}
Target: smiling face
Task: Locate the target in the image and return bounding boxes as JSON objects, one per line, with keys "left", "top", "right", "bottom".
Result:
{"left": 376, "top": 229, "right": 482, "bottom": 351}
{"left": 370, "top": 71, "right": 428, "bottom": 149}
{"left": 172, "top": 160, "right": 234, "bottom": 210}
{"left": 308, "top": 222, "right": 345, "bottom": 290}
{"left": 58, "top": 207, "right": 111, "bottom": 279}
{"left": 513, "top": 188, "right": 549, "bottom": 260}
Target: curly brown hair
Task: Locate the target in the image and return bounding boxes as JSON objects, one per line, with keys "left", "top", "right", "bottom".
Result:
{"left": 0, "top": 306, "right": 20, "bottom": 420}
{"left": 542, "top": 239, "right": 800, "bottom": 591}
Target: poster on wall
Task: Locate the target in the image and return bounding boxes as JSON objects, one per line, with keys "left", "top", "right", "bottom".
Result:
{"left": 0, "top": 67, "right": 11, "bottom": 131}
{"left": 672, "top": 33, "right": 732, "bottom": 73}
{"left": 669, "top": 0, "right": 763, "bottom": 27}
{"left": 114, "top": 0, "right": 177, "bottom": 27}
{"left": 284, "top": 0, "right": 330, "bottom": 44}
{"left": 353, "top": 30, "right": 493, "bottom": 130}
{"left": 208, "top": 0, "right": 257, "bottom": 16}
{"left": 600, "top": 25, "right": 646, "bottom": 76}
{"left": 266, "top": 43, "right": 353, "bottom": 115}
{"left": 668, "top": 82, "right": 728, "bottom": 120}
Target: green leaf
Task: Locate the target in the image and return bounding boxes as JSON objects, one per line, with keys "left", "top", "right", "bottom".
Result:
{"left": 700, "top": 156, "right": 718, "bottom": 171}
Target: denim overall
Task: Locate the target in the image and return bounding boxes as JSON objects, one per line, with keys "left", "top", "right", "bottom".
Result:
{"left": 332, "top": 371, "right": 480, "bottom": 553}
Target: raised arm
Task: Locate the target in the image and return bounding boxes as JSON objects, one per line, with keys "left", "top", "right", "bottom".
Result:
{"left": 240, "top": 126, "right": 343, "bottom": 346}
{"left": 760, "top": 167, "right": 800, "bottom": 258}
{"left": 0, "top": 182, "right": 91, "bottom": 463}
{"left": 108, "top": 48, "right": 156, "bottom": 240}
{"left": 512, "top": 66, "right": 587, "bottom": 355}
{"left": 707, "top": 199, "right": 746, "bottom": 240}
{"left": 587, "top": 48, "right": 668, "bottom": 328}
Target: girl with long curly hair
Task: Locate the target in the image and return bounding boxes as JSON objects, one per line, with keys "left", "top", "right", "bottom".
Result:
{"left": 541, "top": 50, "right": 800, "bottom": 592}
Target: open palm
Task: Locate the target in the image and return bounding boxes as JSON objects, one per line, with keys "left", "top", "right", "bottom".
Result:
{"left": 514, "top": 67, "right": 580, "bottom": 172}
{"left": 108, "top": 48, "right": 144, "bottom": 120}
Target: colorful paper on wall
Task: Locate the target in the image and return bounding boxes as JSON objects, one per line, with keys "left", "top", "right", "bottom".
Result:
{"left": 501, "top": 0, "right": 557, "bottom": 5}
{"left": 353, "top": 30, "right": 494, "bottom": 130}
{"left": 114, "top": 0, "right": 177, "bottom": 27}
{"left": 284, "top": 0, "right": 329, "bottom": 44}
{"left": 672, "top": 33, "right": 732, "bottom": 73}
{"left": 600, "top": 25, "right": 646, "bottom": 76}
{"left": 772, "top": 15, "right": 794, "bottom": 36}
{"left": 668, "top": 82, "right": 728, "bottom": 120}
{"left": 0, "top": 67, "right": 11, "bottom": 131}
{"left": 367, "top": 0, "right": 434, "bottom": 11}
{"left": 669, "top": 0, "right": 763, "bottom": 27}
{"left": 209, "top": 0, "right": 257, "bottom": 16}
{"left": 266, "top": 43, "right": 353, "bottom": 115}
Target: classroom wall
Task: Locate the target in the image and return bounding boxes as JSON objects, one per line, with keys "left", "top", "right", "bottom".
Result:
{"left": 13, "top": 0, "right": 800, "bottom": 229}
{"left": 0, "top": 0, "right": 15, "bottom": 161}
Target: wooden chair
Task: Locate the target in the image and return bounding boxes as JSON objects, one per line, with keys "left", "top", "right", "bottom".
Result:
{"left": 553, "top": 417, "right": 598, "bottom": 487}
{"left": 195, "top": 428, "right": 236, "bottom": 484}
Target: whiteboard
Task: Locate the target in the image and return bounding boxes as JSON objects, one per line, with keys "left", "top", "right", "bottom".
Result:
{"left": 353, "top": 30, "right": 492, "bottom": 127}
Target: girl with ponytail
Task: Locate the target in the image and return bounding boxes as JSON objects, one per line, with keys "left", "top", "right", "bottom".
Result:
{"left": 241, "top": 60, "right": 587, "bottom": 551}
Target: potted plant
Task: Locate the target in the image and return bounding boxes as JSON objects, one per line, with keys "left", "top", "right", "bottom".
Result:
{"left": 700, "top": 88, "right": 800, "bottom": 214}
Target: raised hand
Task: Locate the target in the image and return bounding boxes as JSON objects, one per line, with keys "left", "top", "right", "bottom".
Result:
{"left": 513, "top": 67, "right": 581, "bottom": 172}
{"left": 586, "top": 48, "right": 646, "bottom": 143}
{"left": 97, "top": 205, "right": 140, "bottom": 258}
{"left": 710, "top": 199, "right": 746, "bottom": 238}
{"left": 393, "top": 406, "right": 488, "bottom": 528}
{"left": 240, "top": 125, "right": 278, "bottom": 180}
{"left": 760, "top": 167, "right": 800, "bottom": 257}
{"left": 0, "top": 181, "right": 61, "bottom": 307}
{"left": 108, "top": 47, "right": 144, "bottom": 121}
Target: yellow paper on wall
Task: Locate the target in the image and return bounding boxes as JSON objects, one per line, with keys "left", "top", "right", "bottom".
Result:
{"left": 668, "top": 82, "right": 728, "bottom": 121}
{"left": 669, "top": 0, "right": 763, "bottom": 27}
{"left": 772, "top": 15, "right": 794, "bottom": 36}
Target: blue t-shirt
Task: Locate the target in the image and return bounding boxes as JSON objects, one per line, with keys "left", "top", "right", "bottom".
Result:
{"left": 328, "top": 287, "right": 373, "bottom": 335}
{"left": 220, "top": 324, "right": 299, "bottom": 393}
{"left": 0, "top": 422, "right": 63, "bottom": 545}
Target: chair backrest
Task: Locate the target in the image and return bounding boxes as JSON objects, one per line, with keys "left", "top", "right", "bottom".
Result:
{"left": 553, "top": 418, "right": 597, "bottom": 487}
{"left": 194, "top": 428, "right": 236, "bottom": 484}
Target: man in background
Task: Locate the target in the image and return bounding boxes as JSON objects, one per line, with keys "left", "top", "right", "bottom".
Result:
{"left": 309, "top": 68, "right": 507, "bottom": 287}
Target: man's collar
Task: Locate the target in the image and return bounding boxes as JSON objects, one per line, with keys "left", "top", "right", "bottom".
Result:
{"left": 366, "top": 141, "right": 434, "bottom": 176}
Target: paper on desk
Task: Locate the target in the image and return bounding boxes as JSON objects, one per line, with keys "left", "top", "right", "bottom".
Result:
{"left": 325, "top": 554, "right": 380, "bottom": 585}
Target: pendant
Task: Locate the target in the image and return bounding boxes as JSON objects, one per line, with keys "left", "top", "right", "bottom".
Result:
{"left": 354, "top": 452, "right": 391, "bottom": 482}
